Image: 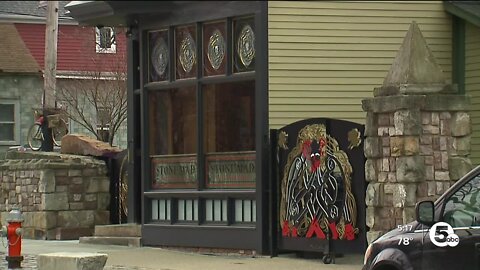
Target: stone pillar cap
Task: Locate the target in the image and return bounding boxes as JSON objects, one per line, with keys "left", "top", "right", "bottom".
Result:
{"left": 377, "top": 21, "right": 455, "bottom": 96}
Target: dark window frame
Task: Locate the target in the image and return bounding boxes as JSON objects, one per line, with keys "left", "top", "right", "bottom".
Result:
{"left": 143, "top": 15, "right": 257, "bottom": 226}
{"left": 0, "top": 100, "right": 20, "bottom": 145}
{"left": 145, "top": 16, "right": 256, "bottom": 191}
{"left": 95, "top": 26, "right": 117, "bottom": 53}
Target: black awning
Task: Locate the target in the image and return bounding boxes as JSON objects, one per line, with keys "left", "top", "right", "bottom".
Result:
{"left": 444, "top": 1, "right": 480, "bottom": 27}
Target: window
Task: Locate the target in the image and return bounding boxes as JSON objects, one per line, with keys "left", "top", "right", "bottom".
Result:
{"left": 177, "top": 199, "right": 199, "bottom": 222}
{"left": 95, "top": 26, "right": 116, "bottom": 53}
{"left": 0, "top": 100, "right": 20, "bottom": 145}
{"left": 145, "top": 15, "right": 256, "bottom": 226}
{"left": 175, "top": 25, "right": 197, "bottom": 79}
{"left": 147, "top": 17, "right": 256, "bottom": 191}
{"left": 149, "top": 87, "right": 197, "bottom": 156}
{"left": 235, "top": 199, "right": 256, "bottom": 223}
{"left": 149, "top": 30, "right": 169, "bottom": 82}
{"left": 205, "top": 199, "right": 227, "bottom": 222}
{"left": 203, "top": 81, "right": 256, "bottom": 189}
{"left": 96, "top": 107, "right": 110, "bottom": 142}
{"left": 149, "top": 86, "right": 198, "bottom": 189}
{"left": 443, "top": 174, "right": 480, "bottom": 227}
{"left": 203, "top": 81, "right": 255, "bottom": 153}
{"left": 151, "top": 199, "right": 171, "bottom": 221}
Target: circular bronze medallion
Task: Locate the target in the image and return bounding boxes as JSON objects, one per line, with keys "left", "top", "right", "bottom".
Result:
{"left": 207, "top": 29, "right": 225, "bottom": 70}
{"left": 151, "top": 37, "right": 168, "bottom": 77}
{"left": 179, "top": 33, "right": 196, "bottom": 73}
{"left": 237, "top": 25, "right": 255, "bottom": 68}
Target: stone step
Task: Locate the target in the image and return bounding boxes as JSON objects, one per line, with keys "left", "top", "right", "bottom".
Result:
{"left": 37, "top": 252, "right": 108, "bottom": 270}
{"left": 79, "top": 236, "right": 142, "bottom": 247}
{"left": 94, "top": 223, "right": 141, "bottom": 237}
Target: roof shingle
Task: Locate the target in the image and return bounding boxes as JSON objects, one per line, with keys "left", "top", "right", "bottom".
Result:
{"left": 0, "top": 1, "right": 71, "bottom": 19}
{"left": 0, "top": 23, "right": 41, "bottom": 73}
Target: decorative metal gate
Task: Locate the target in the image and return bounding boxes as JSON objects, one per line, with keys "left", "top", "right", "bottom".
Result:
{"left": 107, "top": 150, "right": 128, "bottom": 224}
{"left": 271, "top": 118, "right": 367, "bottom": 260}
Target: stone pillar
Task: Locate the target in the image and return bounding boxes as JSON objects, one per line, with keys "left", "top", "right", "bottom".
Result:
{"left": 362, "top": 22, "right": 473, "bottom": 243}
{"left": 0, "top": 151, "right": 110, "bottom": 240}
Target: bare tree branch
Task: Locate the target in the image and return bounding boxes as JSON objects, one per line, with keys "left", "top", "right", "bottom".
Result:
{"left": 56, "top": 32, "right": 127, "bottom": 146}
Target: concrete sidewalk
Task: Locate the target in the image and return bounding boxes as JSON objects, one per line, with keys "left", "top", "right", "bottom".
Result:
{"left": 11, "top": 239, "right": 363, "bottom": 270}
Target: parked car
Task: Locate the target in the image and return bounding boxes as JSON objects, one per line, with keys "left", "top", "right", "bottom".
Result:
{"left": 363, "top": 165, "right": 480, "bottom": 270}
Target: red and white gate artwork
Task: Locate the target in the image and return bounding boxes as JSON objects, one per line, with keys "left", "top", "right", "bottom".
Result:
{"left": 274, "top": 118, "right": 366, "bottom": 255}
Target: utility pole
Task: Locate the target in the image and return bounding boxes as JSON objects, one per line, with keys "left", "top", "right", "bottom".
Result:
{"left": 41, "top": 0, "right": 58, "bottom": 151}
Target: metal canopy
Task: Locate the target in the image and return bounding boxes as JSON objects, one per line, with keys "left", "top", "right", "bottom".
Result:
{"left": 64, "top": 0, "right": 180, "bottom": 26}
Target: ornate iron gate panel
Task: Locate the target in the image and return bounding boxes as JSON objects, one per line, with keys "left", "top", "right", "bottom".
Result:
{"left": 273, "top": 118, "right": 366, "bottom": 255}
{"left": 107, "top": 150, "right": 128, "bottom": 224}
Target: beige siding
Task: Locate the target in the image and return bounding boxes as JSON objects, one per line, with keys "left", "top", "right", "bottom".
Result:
{"left": 466, "top": 22, "right": 480, "bottom": 165}
{"left": 268, "top": 1, "right": 452, "bottom": 129}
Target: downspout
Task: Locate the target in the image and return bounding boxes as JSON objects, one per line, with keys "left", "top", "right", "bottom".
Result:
{"left": 452, "top": 15, "right": 466, "bottom": 95}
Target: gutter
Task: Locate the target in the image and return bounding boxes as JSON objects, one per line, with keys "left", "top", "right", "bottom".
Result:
{"left": 0, "top": 14, "right": 78, "bottom": 25}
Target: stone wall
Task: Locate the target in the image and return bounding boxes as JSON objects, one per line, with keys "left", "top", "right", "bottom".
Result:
{"left": 362, "top": 95, "right": 473, "bottom": 242}
{"left": 0, "top": 151, "right": 110, "bottom": 240}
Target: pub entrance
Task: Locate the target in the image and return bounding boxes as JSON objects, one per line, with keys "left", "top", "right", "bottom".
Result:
{"left": 270, "top": 118, "right": 367, "bottom": 262}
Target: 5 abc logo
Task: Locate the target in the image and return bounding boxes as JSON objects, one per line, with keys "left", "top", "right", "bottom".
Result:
{"left": 429, "top": 222, "right": 460, "bottom": 247}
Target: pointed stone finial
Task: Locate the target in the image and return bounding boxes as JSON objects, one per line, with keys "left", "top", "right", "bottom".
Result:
{"left": 375, "top": 21, "right": 456, "bottom": 96}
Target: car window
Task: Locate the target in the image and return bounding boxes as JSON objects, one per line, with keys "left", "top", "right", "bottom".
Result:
{"left": 443, "top": 175, "right": 480, "bottom": 227}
